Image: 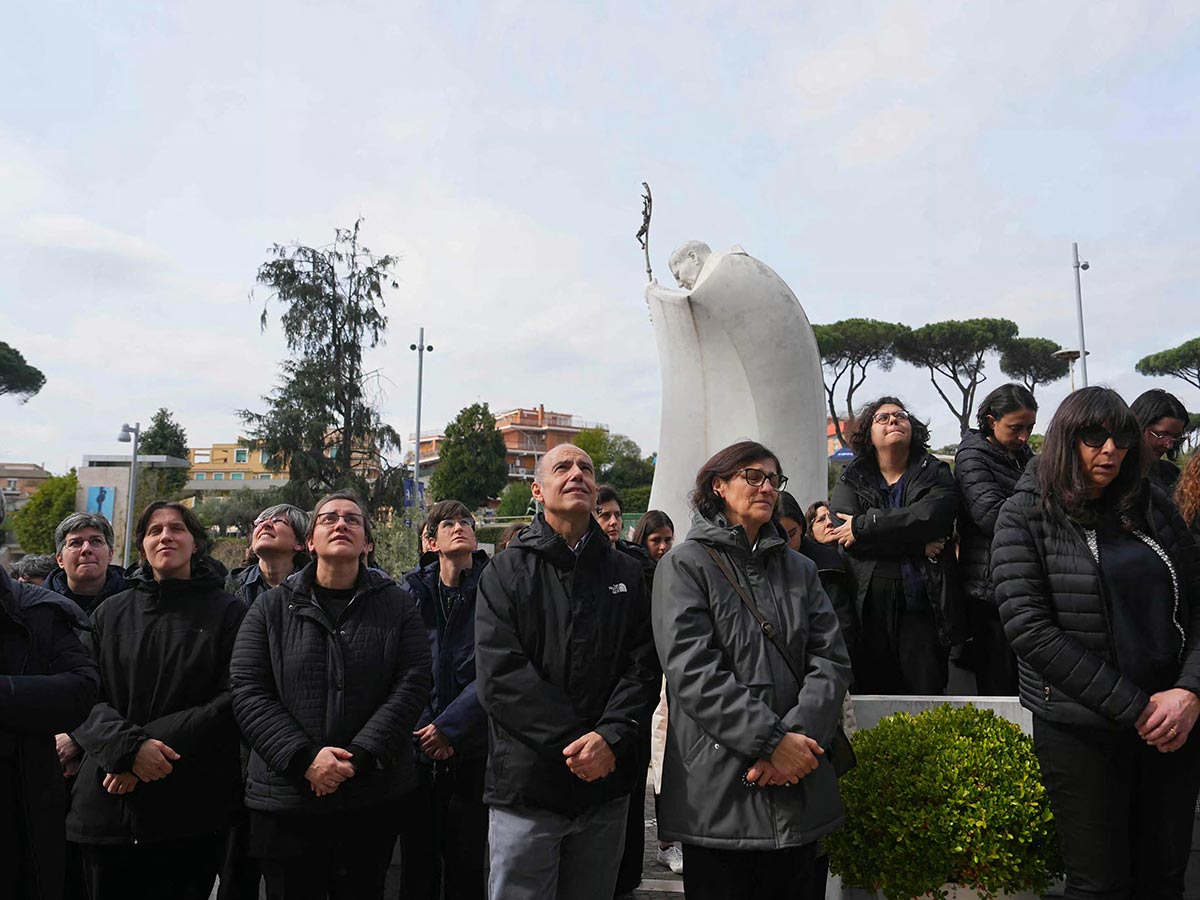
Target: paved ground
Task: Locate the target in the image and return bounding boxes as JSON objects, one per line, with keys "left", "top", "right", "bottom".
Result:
{"left": 624, "top": 783, "right": 685, "bottom": 899}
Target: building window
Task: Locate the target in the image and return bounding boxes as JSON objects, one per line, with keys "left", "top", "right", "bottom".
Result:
{"left": 231, "top": 473, "right": 244, "bottom": 480}
{"left": 257, "top": 473, "right": 272, "bottom": 480}
{"left": 213, "top": 473, "right": 225, "bottom": 481}
{"left": 235, "top": 449, "right": 248, "bottom": 464}
{"left": 194, "top": 473, "right": 206, "bottom": 480}
{"left": 260, "top": 450, "right": 272, "bottom": 465}
{"left": 5, "top": 479, "right": 15, "bottom": 490}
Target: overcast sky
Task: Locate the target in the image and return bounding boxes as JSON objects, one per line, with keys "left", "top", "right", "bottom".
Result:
{"left": 3, "top": 1, "right": 1198, "bottom": 477}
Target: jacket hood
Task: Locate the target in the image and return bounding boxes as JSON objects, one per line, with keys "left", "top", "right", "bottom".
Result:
{"left": 283, "top": 559, "right": 397, "bottom": 600}
{"left": 504, "top": 514, "right": 610, "bottom": 567}
{"left": 957, "top": 429, "right": 1033, "bottom": 467}
{"left": 46, "top": 564, "right": 127, "bottom": 602}
{"left": 685, "top": 508, "right": 786, "bottom": 557}
{"left": 406, "top": 549, "right": 491, "bottom": 592}
{"left": 0, "top": 567, "right": 92, "bottom": 631}
{"left": 127, "top": 555, "right": 229, "bottom": 596}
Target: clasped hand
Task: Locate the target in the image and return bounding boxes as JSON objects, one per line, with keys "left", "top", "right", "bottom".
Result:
{"left": 563, "top": 731, "right": 615, "bottom": 782}
{"left": 1136, "top": 688, "right": 1200, "bottom": 753}
{"left": 306, "top": 746, "right": 356, "bottom": 796}
{"left": 745, "top": 732, "right": 824, "bottom": 786}
{"left": 103, "top": 737, "right": 181, "bottom": 795}
{"left": 415, "top": 723, "right": 455, "bottom": 761}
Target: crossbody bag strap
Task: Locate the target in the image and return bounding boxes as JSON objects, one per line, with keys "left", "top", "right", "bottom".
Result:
{"left": 701, "top": 544, "right": 802, "bottom": 685}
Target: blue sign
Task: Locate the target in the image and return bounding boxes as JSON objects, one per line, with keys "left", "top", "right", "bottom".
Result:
{"left": 829, "top": 447, "right": 856, "bottom": 462}
{"left": 87, "top": 486, "right": 116, "bottom": 520}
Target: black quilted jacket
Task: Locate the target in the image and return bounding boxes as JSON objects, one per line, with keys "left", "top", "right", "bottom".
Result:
{"left": 230, "top": 563, "right": 432, "bottom": 815}
{"left": 992, "top": 468, "right": 1200, "bottom": 729}
{"left": 954, "top": 430, "right": 1033, "bottom": 605}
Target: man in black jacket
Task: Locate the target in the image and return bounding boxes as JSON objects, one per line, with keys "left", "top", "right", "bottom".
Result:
{"left": 0, "top": 567, "right": 99, "bottom": 900}
{"left": 476, "top": 444, "right": 660, "bottom": 900}
{"left": 397, "top": 499, "right": 490, "bottom": 900}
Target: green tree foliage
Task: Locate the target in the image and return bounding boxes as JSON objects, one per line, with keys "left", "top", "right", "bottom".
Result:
{"left": 573, "top": 428, "right": 610, "bottom": 471}
{"left": 896, "top": 318, "right": 1020, "bottom": 437}
{"left": 1136, "top": 337, "right": 1200, "bottom": 392}
{"left": 238, "top": 219, "right": 405, "bottom": 512}
{"left": 999, "top": 337, "right": 1069, "bottom": 394}
{"left": 136, "top": 408, "right": 190, "bottom": 504}
{"left": 572, "top": 429, "right": 654, "bottom": 492}
{"left": 429, "top": 403, "right": 509, "bottom": 511}
{"left": 813, "top": 320, "right": 910, "bottom": 448}
{"left": 10, "top": 470, "right": 78, "bottom": 554}
{"left": 0, "top": 340, "right": 46, "bottom": 403}
{"left": 372, "top": 517, "right": 424, "bottom": 576}
{"left": 623, "top": 485, "right": 651, "bottom": 513}
{"left": 195, "top": 487, "right": 286, "bottom": 539}
{"left": 496, "top": 482, "right": 533, "bottom": 517}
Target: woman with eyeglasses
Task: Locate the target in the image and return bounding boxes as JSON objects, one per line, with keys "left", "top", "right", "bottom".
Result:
{"left": 1131, "top": 388, "right": 1190, "bottom": 495}
{"left": 829, "top": 396, "right": 961, "bottom": 694}
{"left": 230, "top": 492, "right": 432, "bottom": 900}
{"left": 993, "top": 387, "right": 1200, "bottom": 898}
{"left": 652, "top": 441, "right": 851, "bottom": 898}
{"left": 954, "top": 383, "right": 1038, "bottom": 695}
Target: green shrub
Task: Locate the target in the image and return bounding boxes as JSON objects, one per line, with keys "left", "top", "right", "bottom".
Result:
{"left": 825, "top": 704, "right": 1062, "bottom": 900}
{"left": 372, "top": 516, "right": 424, "bottom": 576}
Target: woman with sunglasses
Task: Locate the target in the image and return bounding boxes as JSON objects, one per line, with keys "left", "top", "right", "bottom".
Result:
{"left": 993, "top": 387, "right": 1200, "bottom": 898}
{"left": 954, "top": 383, "right": 1038, "bottom": 694}
{"left": 1131, "top": 388, "right": 1190, "bottom": 494}
{"left": 829, "top": 396, "right": 960, "bottom": 694}
{"left": 652, "top": 441, "right": 851, "bottom": 898}
{"left": 231, "top": 492, "right": 432, "bottom": 900}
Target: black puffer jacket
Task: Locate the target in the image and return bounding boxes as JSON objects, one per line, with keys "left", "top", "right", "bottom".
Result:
{"left": 955, "top": 431, "right": 1033, "bottom": 605}
{"left": 993, "top": 468, "right": 1200, "bottom": 729}
{"left": 0, "top": 570, "right": 98, "bottom": 900}
{"left": 475, "top": 515, "right": 660, "bottom": 817}
{"left": 230, "top": 563, "right": 432, "bottom": 815}
{"left": 67, "top": 559, "right": 245, "bottom": 845}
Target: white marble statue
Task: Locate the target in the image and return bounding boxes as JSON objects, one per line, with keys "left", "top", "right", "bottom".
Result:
{"left": 645, "top": 241, "right": 827, "bottom": 533}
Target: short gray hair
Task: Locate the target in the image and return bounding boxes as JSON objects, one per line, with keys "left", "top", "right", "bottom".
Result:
{"left": 54, "top": 513, "right": 115, "bottom": 554}
{"left": 256, "top": 503, "right": 309, "bottom": 541}
{"left": 14, "top": 554, "right": 58, "bottom": 581}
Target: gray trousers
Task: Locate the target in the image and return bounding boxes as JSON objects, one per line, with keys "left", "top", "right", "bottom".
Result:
{"left": 487, "top": 797, "right": 629, "bottom": 900}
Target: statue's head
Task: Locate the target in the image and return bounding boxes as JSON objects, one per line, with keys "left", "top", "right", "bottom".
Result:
{"left": 668, "top": 241, "right": 712, "bottom": 290}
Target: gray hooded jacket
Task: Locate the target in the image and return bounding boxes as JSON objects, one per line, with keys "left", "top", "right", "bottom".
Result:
{"left": 652, "top": 511, "right": 852, "bottom": 850}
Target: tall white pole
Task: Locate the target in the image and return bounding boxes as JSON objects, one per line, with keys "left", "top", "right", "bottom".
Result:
{"left": 1073, "top": 243, "right": 1089, "bottom": 388}
{"left": 122, "top": 423, "right": 140, "bottom": 568}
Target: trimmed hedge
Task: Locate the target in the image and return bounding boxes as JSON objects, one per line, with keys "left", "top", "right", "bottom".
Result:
{"left": 825, "top": 704, "right": 1062, "bottom": 900}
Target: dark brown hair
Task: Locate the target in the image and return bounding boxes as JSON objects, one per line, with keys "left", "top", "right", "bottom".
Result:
{"left": 425, "top": 500, "right": 473, "bottom": 541}
{"left": 1131, "top": 388, "right": 1189, "bottom": 462}
{"left": 307, "top": 492, "right": 374, "bottom": 545}
{"left": 631, "top": 509, "right": 674, "bottom": 548}
{"left": 847, "top": 396, "right": 930, "bottom": 464}
{"left": 805, "top": 500, "right": 830, "bottom": 530}
{"left": 496, "top": 522, "right": 524, "bottom": 551}
{"left": 135, "top": 501, "right": 209, "bottom": 566}
{"left": 776, "top": 491, "right": 806, "bottom": 538}
{"left": 690, "top": 441, "right": 782, "bottom": 520}
{"left": 1036, "top": 386, "right": 1144, "bottom": 526}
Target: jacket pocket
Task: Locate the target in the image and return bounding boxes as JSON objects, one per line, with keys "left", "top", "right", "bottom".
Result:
{"left": 682, "top": 733, "right": 709, "bottom": 770}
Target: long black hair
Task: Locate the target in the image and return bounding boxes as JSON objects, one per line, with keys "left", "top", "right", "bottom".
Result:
{"left": 1130, "top": 389, "right": 1189, "bottom": 462}
{"left": 847, "top": 396, "right": 930, "bottom": 465}
{"left": 976, "top": 383, "right": 1038, "bottom": 438}
{"left": 1036, "top": 386, "right": 1144, "bottom": 526}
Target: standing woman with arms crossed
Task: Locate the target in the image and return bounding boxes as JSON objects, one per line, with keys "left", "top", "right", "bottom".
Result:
{"left": 829, "top": 397, "right": 960, "bottom": 693}
{"left": 955, "top": 384, "right": 1038, "bottom": 694}
{"left": 993, "top": 387, "right": 1200, "bottom": 898}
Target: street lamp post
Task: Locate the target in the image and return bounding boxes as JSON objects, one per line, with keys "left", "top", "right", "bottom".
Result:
{"left": 1072, "top": 243, "right": 1090, "bottom": 388}
{"left": 1052, "top": 348, "right": 1090, "bottom": 393}
{"left": 409, "top": 328, "right": 433, "bottom": 510}
{"left": 117, "top": 422, "right": 140, "bottom": 567}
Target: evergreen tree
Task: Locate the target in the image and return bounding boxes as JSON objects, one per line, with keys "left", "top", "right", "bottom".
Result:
{"left": 429, "top": 403, "right": 509, "bottom": 511}
{"left": 10, "top": 470, "right": 78, "bottom": 554}
{"left": 0, "top": 341, "right": 46, "bottom": 403}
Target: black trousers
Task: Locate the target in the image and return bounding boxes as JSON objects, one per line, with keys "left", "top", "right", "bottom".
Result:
{"left": 681, "top": 843, "right": 816, "bottom": 900}
{"left": 397, "top": 757, "right": 488, "bottom": 900}
{"left": 80, "top": 836, "right": 222, "bottom": 900}
{"left": 614, "top": 719, "right": 652, "bottom": 893}
{"left": 854, "top": 577, "right": 948, "bottom": 695}
{"left": 1034, "top": 716, "right": 1200, "bottom": 899}
{"left": 253, "top": 806, "right": 400, "bottom": 900}
{"left": 216, "top": 806, "right": 261, "bottom": 900}
{"left": 967, "top": 597, "right": 1017, "bottom": 695}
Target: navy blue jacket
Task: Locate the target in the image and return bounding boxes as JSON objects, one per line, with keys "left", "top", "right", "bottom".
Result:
{"left": 45, "top": 565, "right": 128, "bottom": 616}
{"left": 400, "top": 550, "right": 490, "bottom": 761}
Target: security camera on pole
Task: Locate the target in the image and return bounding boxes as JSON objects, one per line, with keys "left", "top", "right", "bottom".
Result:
{"left": 410, "top": 328, "right": 433, "bottom": 511}
{"left": 1072, "top": 243, "right": 1090, "bottom": 388}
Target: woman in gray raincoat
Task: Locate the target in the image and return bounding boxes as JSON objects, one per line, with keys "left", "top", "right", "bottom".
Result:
{"left": 652, "top": 440, "right": 852, "bottom": 900}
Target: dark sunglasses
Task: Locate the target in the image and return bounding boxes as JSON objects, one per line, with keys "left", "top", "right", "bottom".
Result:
{"left": 1077, "top": 426, "right": 1137, "bottom": 450}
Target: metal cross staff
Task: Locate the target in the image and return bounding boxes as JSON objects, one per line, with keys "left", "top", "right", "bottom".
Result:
{"left": 636, "top": 181, "right": 653, "bottom": 281}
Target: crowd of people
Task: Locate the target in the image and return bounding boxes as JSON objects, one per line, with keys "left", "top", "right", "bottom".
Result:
{"left": 3, "top": 382, "right": 1200, "bottom": 900}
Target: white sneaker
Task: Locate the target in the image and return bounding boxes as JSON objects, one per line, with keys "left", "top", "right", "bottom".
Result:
{"left": 656, "top": 844, "right": 684, "bottom": 874}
